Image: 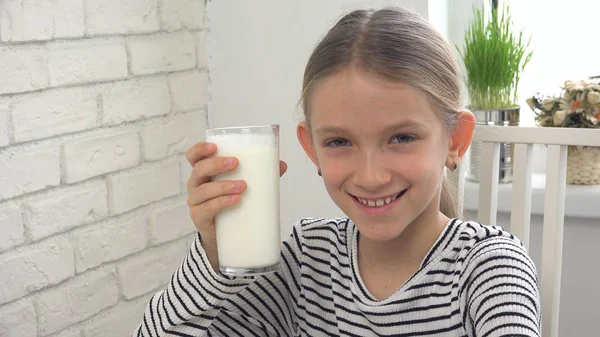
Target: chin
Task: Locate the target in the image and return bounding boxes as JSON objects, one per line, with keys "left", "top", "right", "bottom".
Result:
{"left": 350, "top": 217, "right": 409, "bottom": 242}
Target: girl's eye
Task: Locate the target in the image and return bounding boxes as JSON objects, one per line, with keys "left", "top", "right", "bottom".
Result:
{"left": 325, "top": 138, "right": 350, "bottom": 147}
{"left": 391, "top": 134, "right": 416, "bottom": 143}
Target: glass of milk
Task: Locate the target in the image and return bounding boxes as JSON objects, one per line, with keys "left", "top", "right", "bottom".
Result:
{"left": 205, "top": 125, "right": 281, "bottom": 276}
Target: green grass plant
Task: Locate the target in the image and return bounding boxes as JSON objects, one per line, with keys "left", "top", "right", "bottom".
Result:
{"left": 459, "top": 5, "right": 533, "bottom": 109}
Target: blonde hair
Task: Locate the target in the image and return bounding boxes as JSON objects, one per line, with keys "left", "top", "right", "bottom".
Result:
{"left": 300, "top": 7, "right": 461, "bottom": 218}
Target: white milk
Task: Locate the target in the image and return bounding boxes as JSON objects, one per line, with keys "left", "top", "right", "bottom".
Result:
{"left": 207, "top": 130, "right": 280, "bottom": 270}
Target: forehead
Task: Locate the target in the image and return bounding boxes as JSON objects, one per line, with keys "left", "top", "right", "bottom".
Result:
{"left": 308, "top": 68, "right": 439, "bottom": 128}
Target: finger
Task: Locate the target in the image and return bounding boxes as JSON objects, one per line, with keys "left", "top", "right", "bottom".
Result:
{"left": 188, "top": 180, "right": 246, "bottom": 206}
{"left": 186, "top": 156, "right": 239, "bottom": 191}
{"left": 186, "top": 142, "right": 216, "bottom": 166}
{"left": 190, "top": 194, "right": 241, "bottom": 226}
{"left": 279, "top": 160, "right": 288, "bottom": 177}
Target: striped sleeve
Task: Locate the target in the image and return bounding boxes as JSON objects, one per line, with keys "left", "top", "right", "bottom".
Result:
{"left": 132, "top": 223, "right": 304, "bottom": 337}
{"left": 461, "top": 237, "right": 542, "bottom": 337}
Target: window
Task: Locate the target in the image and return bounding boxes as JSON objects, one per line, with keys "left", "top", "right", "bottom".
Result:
{"left": 509, "top": 0, "right": 600, "bottom": 127}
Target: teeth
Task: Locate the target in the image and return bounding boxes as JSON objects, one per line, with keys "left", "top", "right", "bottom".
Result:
{"left": 357, "top": 193, "right": 401, "bottom": 208}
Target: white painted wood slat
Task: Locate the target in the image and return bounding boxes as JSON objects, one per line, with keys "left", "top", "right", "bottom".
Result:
{"left": 477, "top": 142, "right": 500, "bottom": 226}
{"left": 509, "top": 143, "right": 534, "bottom": 250}
{"left": 472, "top": 125, "right": 600, "bottom": 146}
{"left": 540, "top": 144, "right": 568, "bottom": 337}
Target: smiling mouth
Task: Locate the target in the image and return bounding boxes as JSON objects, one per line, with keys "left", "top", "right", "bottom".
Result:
{"left": 351, "top": 190, "right": 407, "bottom": 207}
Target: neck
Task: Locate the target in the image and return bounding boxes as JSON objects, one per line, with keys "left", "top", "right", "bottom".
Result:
{"left": 358, "top": 210, "right": 449, "bottom": 270}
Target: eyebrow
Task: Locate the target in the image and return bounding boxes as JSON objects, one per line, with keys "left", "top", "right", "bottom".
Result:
{"left": 314, "top": 120, "right": 427, "bottom": 135}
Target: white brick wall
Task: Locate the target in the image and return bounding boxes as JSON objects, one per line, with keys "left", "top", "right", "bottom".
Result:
{"left": 102, "top": 77, "right": 171, "bottom": 125}
{"left": 47, "top": 39, "right": 128, "bottom": 87}
{"left": 0, "top": 202, "right": 24, "bottom": 252}
{"left": 0, "top": 236, "right": 74, "bottom": 305}
{"left": 161, "top": 0, "right": 205, "bottom": 31}
{"left": 0, "top": 0, "right": 207, "bottom": 335}
{"left": 179, "top": 156, "right": 193, "bottom": 192}
{"left": 10, "top": 87, "right": 99, "bottom": 143}
{"left": 23, "top": 181, "right": 109, "bottom": 241}
{"left": 71, "top": 214, "right": 148, "bottom": 273}
{"left": 62, "top": 130, "right": 141, "bottom": 183}
{"left": 0, "top": 102, "right": 10, "bottom": 147}
{"left": 108, "top": 159, "right": 181, "bottom": 215}
{"left": 0, "top": 299, "right": 37, "bottom": 337}
{"left": 169, "top": 70, "right": 209, "bottom": 113}
{"left": 128, "top": 32, "right": 197, "bottom": 75}
{"left": 82, "top": 294, "right": 153, "bottom": 337}
{"left": 149, "top": 198, "right": 196, "bottom": 244}
{"left": 116, "top": 239, "right": 189, "bottom": 299}
{"left": 0, "top": 0, "right": 85, "bottom": 42}
{"left": 0, "top": 144, "right": 61, "bottom": 200}
{"left": 141, "top": 111, "right": 205, "bottom": 161}
{"left": 37, "top": 267, "right": 120, "bottom": 335}
{"left": 48, "top": 327, "right": 82, "bottom": 337}
{"left": 0, "top": 46, "right": 48, "bottom": 95}
{"left": 86, "top": 0, "right": 160, "bottom": 36}
{"left": 196, "top": 31, "right": 208, "bottom": 68}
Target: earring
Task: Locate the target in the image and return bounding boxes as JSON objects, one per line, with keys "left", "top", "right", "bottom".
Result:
{"left": 318, "top": 169, "right": 322, "bottom": 176}
{"left": 450, "top": 163, "right": 458, "bottom": 172}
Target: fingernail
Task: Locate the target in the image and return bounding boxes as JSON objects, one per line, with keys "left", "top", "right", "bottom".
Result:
{"left": 224, "top": 157, "right": 234, "bottom": 166}
{"left": 233, "top": 181, "right": 243, "bottom": 190}
{"left": 205, "top": 143, "right": 214, "bottom": 151}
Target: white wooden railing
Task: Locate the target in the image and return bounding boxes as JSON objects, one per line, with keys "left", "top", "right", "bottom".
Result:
{"left": 449, "top": 125, "right": 600, "bottom": 337}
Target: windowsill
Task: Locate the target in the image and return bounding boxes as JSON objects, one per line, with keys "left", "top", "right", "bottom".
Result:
{"left": 464, "top": 173, "right": 600, "bottom": 219}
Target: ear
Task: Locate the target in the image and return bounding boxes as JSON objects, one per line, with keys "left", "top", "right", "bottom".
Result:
{"left": 446, "top": 110, "right": 476, "bottom": 168}
{"left": 297, "top": 121, "right": 320, "bottom": 168}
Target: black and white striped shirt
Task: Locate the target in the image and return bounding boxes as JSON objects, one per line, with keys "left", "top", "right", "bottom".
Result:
{"left": 133, "top": 217, "right": 542, "bottom": 336}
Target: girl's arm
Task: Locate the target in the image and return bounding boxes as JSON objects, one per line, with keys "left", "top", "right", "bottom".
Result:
{"left": 462, "top": 237, "right": 542, "bottom": 337}
{"left": 132, "top": 223, "right": 305, "bottom": 337}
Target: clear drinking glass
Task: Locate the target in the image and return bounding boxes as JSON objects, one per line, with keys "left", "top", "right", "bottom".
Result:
{"left": 205, "top": 125, "right": 281, "bottom": 276}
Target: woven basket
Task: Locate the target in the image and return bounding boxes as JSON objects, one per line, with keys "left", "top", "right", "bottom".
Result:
{"left": 566, "top": 146, "right": 600, "bottom": 185}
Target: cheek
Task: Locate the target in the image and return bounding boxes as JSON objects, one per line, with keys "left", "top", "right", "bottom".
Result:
{"left": 396, "top": 147, "right": 445, "bottom": 182}
{"left": 320, "top": 158, "right": 348, "bottom": 181}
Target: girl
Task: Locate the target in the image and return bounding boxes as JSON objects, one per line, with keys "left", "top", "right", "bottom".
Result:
{"left": 134, "top": 6, "right": 541, "bottom": 337}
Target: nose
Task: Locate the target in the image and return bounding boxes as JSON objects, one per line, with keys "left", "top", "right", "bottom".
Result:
{"left": 352, "top": 151, "right": 392, "bottom": 191}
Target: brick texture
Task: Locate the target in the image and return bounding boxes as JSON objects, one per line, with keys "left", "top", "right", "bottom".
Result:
{"left": 0, "top": 102, "right": 9, "bottom": 147}
{"left": 10, "top": 87, "right": 99, "bottom": 143}
{"left": 117, "top": 239, "right": 188, "bottom": 299}
{"left": 0, "top": 299, "right": 37, "bottom": 337}
{"left": 0, "top": 0, "right": 85, "bottom": 42}
{"left": 82, "top": 296, "right": 151, "bottom": 337}
{"left": 0, "top": 1, "right": 206, "bottom": 335}
{"left": 47, "top": 40, "right": 128, "bottom": 86}
{"left": 62, "top": 130, "right": 141, "bottom": 183}
{"left": 128, "top": 32, "right": 196, "bottom": 75}
{"left": 23, "top": 181, "right": 109, "bottom": 241}
{"left": 0, "top": 236, "right": 74, "bottom": 305}
{"left": 169, "top": 71, "right": 209, "bottom": 113}
{"left": 0, "top": 202, "right": 25, "bottom": 252}
{"left": 0, "top": 145, "right": 61, "bottom": 201}
{"left": 141, "top": 111, "right": 205, "bottom": 161}
{"left": 71, "top": 214, "right": 148, "bottom": 273}
{"left": 86, "top": 0, "right": 160, "bottom": 36}
{"left": 101, "top": 77, "right": 171, "bottom": 125}
{"left": 149, "top": 199, "right": 196, "bottom": 244}
{"left": 0, "top": 46, "right": 48, "bottom": 95}
{"left": 160, "top": 0, "right": 205, "bottom": 31}
{"left": 108, "top": 160, "right": 181, "bottom": 215}
{"left": 37, "top": 267, "right": 119, "bottom": 335}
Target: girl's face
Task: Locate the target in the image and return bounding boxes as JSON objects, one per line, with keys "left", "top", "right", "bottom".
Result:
{"left": 297, "top": 68, "right": 472, "bottom": 242}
